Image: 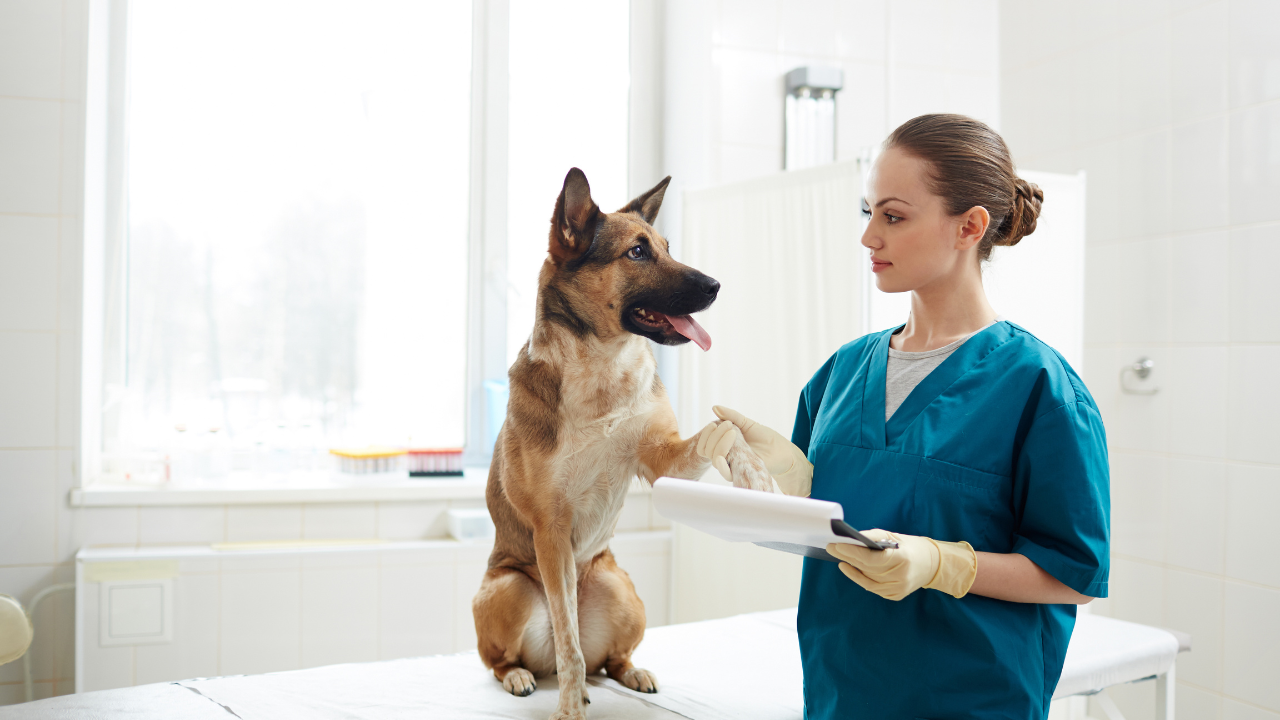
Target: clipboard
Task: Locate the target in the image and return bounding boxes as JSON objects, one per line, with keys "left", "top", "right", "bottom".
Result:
{"left": 651, "top": 478, "right": 897, "bottom": 562}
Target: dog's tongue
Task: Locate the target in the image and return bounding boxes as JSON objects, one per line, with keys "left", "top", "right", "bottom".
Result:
{"left": 666, "top": 314, "right": 712, "bottom": 351}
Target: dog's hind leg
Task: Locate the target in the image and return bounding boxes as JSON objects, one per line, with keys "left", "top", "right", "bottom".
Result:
{"left": 580, "top": 550, "right": 659, "bottom": 694}
{"left": 473, "top": 566, "right": 545, "bottom": 697}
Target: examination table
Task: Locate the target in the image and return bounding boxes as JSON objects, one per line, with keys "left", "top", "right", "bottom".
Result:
{"left": 0, "top": 608, "right": 1187, "bottom": 720}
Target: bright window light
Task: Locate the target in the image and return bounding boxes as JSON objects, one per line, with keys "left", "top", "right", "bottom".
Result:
{"left": 116, "top": 0, "right": 472, "bottom": 485}
{"left": 506, "top": 0, "right": 630, "bottom": 367}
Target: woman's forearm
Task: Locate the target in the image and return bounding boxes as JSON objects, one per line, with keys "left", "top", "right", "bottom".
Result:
{"left": 967, "top": 552, "right": 1093, "bottom": 605}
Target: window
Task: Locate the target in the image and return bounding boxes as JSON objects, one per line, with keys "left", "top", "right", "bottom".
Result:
{"left": 505, "top": 1, "right": 630, "bottom": 366}
{"left": 107, "top": 1, "right": 472, "bottom": 485}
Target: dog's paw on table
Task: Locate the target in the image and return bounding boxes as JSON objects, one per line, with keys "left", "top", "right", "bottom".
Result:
{"left": 618, "top": 666, "right": 660, "bottom": 693}
{"left": 502, "top": 667, "right": 537, "bottom": 697}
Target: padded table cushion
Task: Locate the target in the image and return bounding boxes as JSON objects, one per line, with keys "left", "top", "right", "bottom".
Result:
{"left": 1, "top": 608, "right": 1181, "bottom": 719}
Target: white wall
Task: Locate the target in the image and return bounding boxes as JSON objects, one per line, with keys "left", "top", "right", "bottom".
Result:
{"left": 1001, "top": 2, "right": 1280, "bottom": 719}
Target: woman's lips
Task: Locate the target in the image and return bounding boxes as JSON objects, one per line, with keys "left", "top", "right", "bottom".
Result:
{"left": 871, "top": 259, "right": 892, "bottom": 273}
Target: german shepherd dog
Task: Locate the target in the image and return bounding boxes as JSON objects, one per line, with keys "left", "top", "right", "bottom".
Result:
{"left": 472, "top": 168, "right": 773, "bottom": 719}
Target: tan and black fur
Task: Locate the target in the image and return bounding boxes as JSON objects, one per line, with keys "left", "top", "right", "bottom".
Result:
{"left": 472, "top": 169, "right": 771, "bottom": 720}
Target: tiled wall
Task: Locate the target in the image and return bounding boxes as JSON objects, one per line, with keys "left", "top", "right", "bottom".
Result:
{"left": 77, "top": 528, "right": 672, "bottom": 693}
{"left": 0, "top": 0, "right": 90, "bottom": 705}
{"left": 694, "top": 0, "right": 1000, "bottom": 190}
{"left": 1000, "top": 1, "right": 1280, "bottom": 719}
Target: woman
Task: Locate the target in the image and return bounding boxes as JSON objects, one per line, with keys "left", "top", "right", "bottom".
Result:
{"left": 699, "top": 114, "right": 1109, "bottom": 720}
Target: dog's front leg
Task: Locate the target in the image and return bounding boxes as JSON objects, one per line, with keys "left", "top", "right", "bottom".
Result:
{"left": 533, "top": 520, "right": 589, "bottom": 719}
{"left": 637, "top": 422, "right": 711, "bottom": 484}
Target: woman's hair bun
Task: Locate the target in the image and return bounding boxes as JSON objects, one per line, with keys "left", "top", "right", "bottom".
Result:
{"left": 998, "top": 178, "right": 1043, "bottom": 247}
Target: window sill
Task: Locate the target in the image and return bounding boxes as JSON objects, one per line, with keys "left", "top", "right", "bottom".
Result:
{"left": 71, "top": 467, "right": 494, "bottom": 507}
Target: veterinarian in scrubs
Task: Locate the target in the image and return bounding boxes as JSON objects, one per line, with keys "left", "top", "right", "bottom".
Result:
{"left": 699, "top": 114, "right": 1109, "bottom": 720}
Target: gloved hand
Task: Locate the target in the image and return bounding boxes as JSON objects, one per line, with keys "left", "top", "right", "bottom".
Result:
{"left": 705, "top": 406, "right": 812, "bottom": 496}
{"left": 827, "top": 529, "right": 977, "bottom": 601}
{"left": 695, "top": 420, "right": 774, "bottom": 492}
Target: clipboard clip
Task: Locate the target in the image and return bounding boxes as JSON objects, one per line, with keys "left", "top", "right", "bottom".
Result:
{"left": 831, "top": 519, "right": 899, "bottom": 551}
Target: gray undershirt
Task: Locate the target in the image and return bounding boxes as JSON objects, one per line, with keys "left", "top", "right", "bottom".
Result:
{"left": 886, "top": 320, "right": 1000, "bottom": 420}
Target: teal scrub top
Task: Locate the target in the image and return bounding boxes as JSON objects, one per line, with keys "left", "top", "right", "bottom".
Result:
{"left": 793, "top": 321, "right": 1110, "bottom": 720}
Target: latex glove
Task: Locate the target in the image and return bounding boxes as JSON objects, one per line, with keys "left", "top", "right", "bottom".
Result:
{"left": 711, "top": 406, "right": 813, "bottom": 496}
{"left": 826, "top": 529, "right": 977, "bottom": 601}
{"left": 695, "top": 420, "right": 774, "bottom": 492}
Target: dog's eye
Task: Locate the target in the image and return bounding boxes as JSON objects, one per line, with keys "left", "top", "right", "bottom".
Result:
{"left": 627, "top": 245, "right": 646, "bottom": 260}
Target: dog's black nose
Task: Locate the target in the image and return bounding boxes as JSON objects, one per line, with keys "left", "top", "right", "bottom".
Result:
{"left": 699, "top": 276, "right": 720, "bottom": 296}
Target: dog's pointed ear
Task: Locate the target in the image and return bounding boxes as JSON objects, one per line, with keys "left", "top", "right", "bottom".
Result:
{"left": 549, "top": 167, "right": 600, "bottom": 265}
{"left": 618, "top": 176, "right": 671, "bottom": 226}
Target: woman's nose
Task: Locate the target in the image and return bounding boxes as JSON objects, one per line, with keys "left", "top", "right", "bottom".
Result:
{"left": 860, "top": 224, "right": 881, "bottom": 250}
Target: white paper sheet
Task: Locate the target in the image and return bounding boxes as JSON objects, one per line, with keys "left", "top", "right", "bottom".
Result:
{"left": 652, "top": 479, "right": 884, "bottom": 559}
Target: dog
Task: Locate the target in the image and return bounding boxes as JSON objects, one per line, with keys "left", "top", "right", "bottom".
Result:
{"left": 472, "top": 168, "right": 773, "bottom": 719}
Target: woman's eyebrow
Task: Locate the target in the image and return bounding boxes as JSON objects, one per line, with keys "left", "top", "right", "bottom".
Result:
{"left": 875, "top": 197, "right": 912, "bottom": 207}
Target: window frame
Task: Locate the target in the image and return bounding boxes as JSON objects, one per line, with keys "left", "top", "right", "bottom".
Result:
{"left": 78, "top": 0, "right": 510, "bottom": 495}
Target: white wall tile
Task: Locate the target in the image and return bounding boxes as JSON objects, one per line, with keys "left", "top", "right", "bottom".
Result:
{"left": 137, "top": 506, "right": 226, "bottom": 546}
{"left": 888, "top": 66, "right": 948, "bottom": 129}
{"left": 0, "top": 0, "right": 63, "bottom": 100}
{"left": 942, "top": 0, "right": 998, "bottom": 77}
{"left": 134, "top": 572, "right": 219, "bottom": 684}
{"left": 1001, "top": 60, "right": 1073, "bottom": 161}
{"left": 943, "top": 71, "right": 999, "bottom": 129}
{"left": 719, "top": 143, "right": 781, "bottom": 184}
{"left": 1078, "top": 138, "right": 1124, "bottom": 245}
{"left": 1169, "top": 231, "right": 1228, "bottom": 343}
{"left": 0, "top": 332, "right": 56, "bottom": 448}
{"left": 55, "top": 329, "right": 79, "bottom": 449}
{"left": 69, "top": 507, "right": 138, "bottom": 553}
{"left": 379, "top": 560, "right": 456, "bottom": 659}
{"left": 835, "top": 61, "right": 886, "bottom": 154}
{"left": 716, "top": 48, "right": 784, "bottom": 147}
{"left": 1108, "top": 349, "right": 1170, "bottom": 452}
{"left": 1117, "top": 20, "right": 1172, "bottom": 136}
{"left": 301, "top": 503, "right": 377, "bottom": 540}
{"left": 1106, "top": 556, "right": 1166, "bottom": 627}
{"left": 1116, "top": 238, "right": 1171, "bottom": 343}
{"left": 58, "top": 101, "right": 85, "bottom": 215}
{"left": 0, "top": 450, "right": 56, "bottom": 565}
{"left": 1224, "top": 463, "right": 1280, "bottom": 588}
{"left": 1117, "top": 130, "right": 1172, "bottom": 240}
{"left": 1225, "top": 347, "right": 1280, "bottom": 465}
{"left": 0, "top": 98, "right": 61, "bottom": 216}
{"left": 1164, "top": 569, "right": 1223, "bottom": 690}
{"left": 1227, "top": 225, "right": 1280, "bottom": 343}
{"left": 1109, "top": 452, "right": 1167, "bottom": 563}
{"left": 220, "top": 567, "right": 300, "bottom": 675}
{"left": 225, "top": 504, "right": 302, "bottom": 543}
{"left": 777, "top": 0, "right": 840, "bottom": 58}
{"left": 615, "top": 494, "right": 652, "bottom": 532}
{"left": 1164, "top": 458, "right": 1226, "bottom": 574}
{"left": 0, "top": 215, "right": 58, "bottom": 332}
{"left": 834, "top": 0, "right": 887, "bottom": 64}
{"left": 376, "top": 501, "right": 448, "bottom": 540}
{"left": 716, "top": 0, "right": 778, "bottom": 52}
{"left": 1071, "top": 40, "right": 1124, "bottom": 146}
{"left": 890, "top": 0, "right": 951, "bottom": 70}
{"left": 1171, "top": 116, "right": 1228, "bottom": 232}
{"left": 1164, "top": 346, "right": 1227, "bottom": 459}
{"left": 1176, "top": 684, "right": 1224, "bottom": 720}
{"left": 1170, "top": 1, "right": 1228, "bottom": 122}
{"left": 300, "top": 565, "right": 379, "bottom": 668}
{"left": 1000, "top": 0, "right": 1072, "bottom": 70}
{"left": 1227, "top": 0, "right": 1280, "bottom": 108}
{"left": 1228, "top": 104, "right": 1280, "bottom": 225}
{"left": 1223, "top": 582, "right": 1280, "bottom": 713}
{"left": 1224, "top": 700, "right": 1280, "bottom": 720}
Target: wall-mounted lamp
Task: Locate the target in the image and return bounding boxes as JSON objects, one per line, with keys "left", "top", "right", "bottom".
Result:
{"left": 784, "top": 66, "right": 843, "bottom": 170}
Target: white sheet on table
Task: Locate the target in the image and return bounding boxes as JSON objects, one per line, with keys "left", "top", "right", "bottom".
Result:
{"left": 652, "top": 478, "right": 874, "bottom": 550}
{"left": 1052, "top": 613, "right": 1180, "bottom": 699}
{"left": 177, "top": 652, "right": 682, "bottom": 720}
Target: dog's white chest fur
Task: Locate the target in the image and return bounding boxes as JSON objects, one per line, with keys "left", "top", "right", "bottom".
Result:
{"left": 545, "top": 338, "right": 657, "bottom": 564}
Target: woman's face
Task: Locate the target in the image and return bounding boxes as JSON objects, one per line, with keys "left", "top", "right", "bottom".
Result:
{"left": 860, "top": 146, "right": 981, "bottom": 294}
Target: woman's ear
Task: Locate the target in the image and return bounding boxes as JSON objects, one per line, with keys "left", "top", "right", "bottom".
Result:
{"left": 955, "top": 206, "right": 990, "bottom": 251}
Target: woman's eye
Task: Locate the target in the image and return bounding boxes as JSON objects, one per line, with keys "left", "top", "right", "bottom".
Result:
{"left": 627, "top": 245, "right": 646, "bottom": 260}
{"left": 884, "top": 212, "right": 903, "bottom": 224}
{"left": 860, "top": 207, "right": 872, "bottom": 219}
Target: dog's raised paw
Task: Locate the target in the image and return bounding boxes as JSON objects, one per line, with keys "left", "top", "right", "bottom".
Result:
{"left": 502, "top": 667, "right": 536, "bottom": 697}
{"left": 620, "top": 667, "right": 659, "bottom": 693}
